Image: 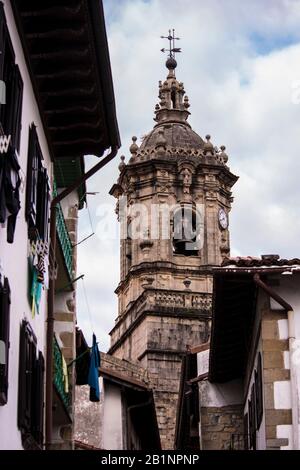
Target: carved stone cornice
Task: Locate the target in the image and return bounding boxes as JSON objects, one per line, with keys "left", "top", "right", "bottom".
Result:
{"left": 114, "top": 261, "right": 214, "bottom": 295}
{"left": 108, "top": 287, "right": 212, "bottom": 354}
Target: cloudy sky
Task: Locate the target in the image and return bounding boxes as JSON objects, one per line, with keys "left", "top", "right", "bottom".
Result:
{"left": 76, "top": 0, "right": 300, "bottom": 350}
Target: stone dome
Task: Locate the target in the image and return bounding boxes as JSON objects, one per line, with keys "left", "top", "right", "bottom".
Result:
{"left": 140, "top": 122, "right": 205, "bottom": 151}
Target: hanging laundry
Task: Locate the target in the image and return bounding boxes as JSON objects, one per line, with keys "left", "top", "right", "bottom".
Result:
{"left": 75, "top": 327, "right": 90, "bottom": 385}
{"left": 37, "top": 250, "right": 46, "bottom": 283}
{"left": 62, "top": 355, "right": 69, "bottom": 394}
{"left": 88, "top": 334, "right": 100, "bottom": 402}
{"left": 0, "top": 145, "right": 21, "bottom": 243}
{"left": 30, "top": 267, "right": 42, "bottom": 317}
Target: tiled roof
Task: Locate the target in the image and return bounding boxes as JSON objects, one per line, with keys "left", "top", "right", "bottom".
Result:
{"left": 222, "top": 255, "right": 300, "bottom": 269}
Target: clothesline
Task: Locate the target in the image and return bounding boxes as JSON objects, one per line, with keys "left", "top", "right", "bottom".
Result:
{"left": 67, "top": 341, "right": 99, "bottom": 368}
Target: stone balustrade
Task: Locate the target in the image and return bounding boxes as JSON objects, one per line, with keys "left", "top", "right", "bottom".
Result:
{"left": 147, "top": 288, "right": 212, "bottom": 311}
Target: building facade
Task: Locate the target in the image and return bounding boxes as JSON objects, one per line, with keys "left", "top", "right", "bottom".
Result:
{"left": 0, "top": 0, "right": 119, "bottom": 450}
{"left": 175, "top": 256, "right": 300, "bottom": 450}
{"left": 109, "top": 54, "right": 238, "bottom": 448}
{"left": 207, "top": 256, "right": 300, "bottom": 450}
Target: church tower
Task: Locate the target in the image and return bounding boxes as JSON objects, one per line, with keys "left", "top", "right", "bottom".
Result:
{"left": 109, "top": 32, "right": 238, "bottom": 449}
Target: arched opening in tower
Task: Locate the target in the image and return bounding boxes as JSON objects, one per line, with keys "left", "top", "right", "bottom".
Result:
{"left": 171, "top": 90, "right": 176, "bottom": 109}
{"left": 172, "top": 205, "right": 200, "bottom": 256}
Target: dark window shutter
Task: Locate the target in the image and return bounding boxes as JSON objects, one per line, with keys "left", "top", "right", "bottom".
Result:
{"left": 249, "top": 384, "right": 257, "bottom": 450}
{"left": 36, "top": 168, "right": 50, "bottom": 242}
{"left": 36, "top": 167, "right": 45, "bottom": 239}
{"left": 0, "top": 3, "right": 7, "bottom": 81}
{"left": 0, "top": 45, "right": 14, "bottom": 136}
{"left": 26, "top": 124, "right": 48, "bottom": 241}
{"left": 0, "top": 276, "right": 11, "bottom": 406}
{"left": 18, "top": 321, "right": 28, "bottom": 431}
{"left": 0, "top": 4, "right": 7, "bottom": 128}
{"left": 31, "top": 351, "right": 44, "bottom": 446}
{"left": 10, "top": 64, "right": 23, "bottom": 152}
{"left": 25, "top": 125, "right": 38, "bottom": 229}
{"left": 18, "top": 320, "right": 37, "bottom": 434}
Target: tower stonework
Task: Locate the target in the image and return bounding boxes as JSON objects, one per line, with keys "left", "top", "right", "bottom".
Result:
{"left": 109, "top": 55, "right": 238, "bottom": 449}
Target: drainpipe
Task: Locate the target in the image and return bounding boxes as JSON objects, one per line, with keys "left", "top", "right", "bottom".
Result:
{"left": 253, "top": 273, "right": 298, "bottom": 450}
{"left": 45, "top": 146, "right": 118, "bottom": 449}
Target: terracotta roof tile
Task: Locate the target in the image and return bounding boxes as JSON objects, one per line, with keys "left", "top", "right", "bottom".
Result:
{"left": 222, "top": 255, "right": 300, "bottom": 268}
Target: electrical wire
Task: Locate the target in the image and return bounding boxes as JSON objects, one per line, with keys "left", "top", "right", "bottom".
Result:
{"left": 81, "top": 276, "right": 94, "bottom": 336}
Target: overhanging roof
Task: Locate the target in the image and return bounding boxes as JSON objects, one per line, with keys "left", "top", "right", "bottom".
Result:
{"left": 209, "top": 256, "right": 300, "bottom": 382}
{"left": 209, "top": 271, "right": 257, "bottom": 383}
{"left": 12, "top": 0, "right": 120, "bottom": 162}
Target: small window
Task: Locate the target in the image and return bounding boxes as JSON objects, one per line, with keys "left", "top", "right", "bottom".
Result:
{"left": 25, "top": 124, "right": 50, "bottom": 241}
{"left": 18, "top": 320, "right": 44, "bottom": 448}
{"left": 0, "top": 276, "right": 11, "bottom": 406}
{"left": 248, "top": 384, "right": 257, "bottom": 450}
{"left": 255, "top": 353, "right": 263, "bottom": 429}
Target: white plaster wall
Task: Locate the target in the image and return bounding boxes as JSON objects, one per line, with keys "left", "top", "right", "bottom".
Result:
{"left": 0, "top": 1, "right": 52, "bottom": 450}
{"left": 102, "top": 382, "right": 123, "bottom": 450}
{"left": 277, "top": 425, "right": 293, "bottom": 450}
{"left": 270, "top": 274, "right": 300, "bottom": 338}
{"left": 274, "top": 381, "right": 292, "bottom": 410}
{"left": 199, "top": 379, "right": 243, "bottom": 408}
{"left": 197, "top": 349, "right": 209, "bottom": 376}
{"left": 197, "top": 349, "right": 243, "bottom": 407}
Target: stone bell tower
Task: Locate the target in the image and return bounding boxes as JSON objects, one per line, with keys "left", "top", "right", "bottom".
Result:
{"left": 109, "top": 38, "right": 238, "bottom": 449}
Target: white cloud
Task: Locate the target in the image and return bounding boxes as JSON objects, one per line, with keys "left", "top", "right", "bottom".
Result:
{"left": 77, "top": 0, "right": 300, "bottom": 350}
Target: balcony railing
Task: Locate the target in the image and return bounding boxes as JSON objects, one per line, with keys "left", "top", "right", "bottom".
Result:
{"left": 53, "top": 335, "right": 70, "bottom": 410}
{"left": 53, "top": 182, "right": 73, "bottom": 280}
{"left": 56, "top": 202, "right": 73, "bottom": 280}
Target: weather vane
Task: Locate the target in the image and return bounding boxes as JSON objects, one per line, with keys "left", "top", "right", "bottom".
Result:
{"left": 160, "top": 29, "right": 181, "bottom": 59}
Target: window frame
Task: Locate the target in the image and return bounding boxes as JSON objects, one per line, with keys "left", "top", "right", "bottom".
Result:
{"left": 18, "top": 320, "right": 44, "bottom": 447}
{"left": 25, "top": 124, "right": 50, "bottom": 242}
{"left": 255, "top": 352, "right": 263, "bottom": 430}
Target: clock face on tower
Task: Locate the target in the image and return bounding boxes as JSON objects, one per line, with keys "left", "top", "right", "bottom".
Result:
{"left": 218, "top": 208, "right": 228, "bottom": 230}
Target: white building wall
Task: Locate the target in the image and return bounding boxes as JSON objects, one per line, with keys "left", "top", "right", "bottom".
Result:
{"left": 0, "top": 1, "right": 53, "bottom": 449}
{"left": 197, "top": 349, "right": 243, "bottom": 408}
{"left": 102, "top": 382, "right": 123, "bottom": 450}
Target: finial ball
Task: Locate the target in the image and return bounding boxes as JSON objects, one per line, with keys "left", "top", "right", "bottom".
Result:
{"left": 166, "top": 56, "right": 177, "bottom": 70}
{"left": 118, "top": 155, "right": 126, "bottom": 172}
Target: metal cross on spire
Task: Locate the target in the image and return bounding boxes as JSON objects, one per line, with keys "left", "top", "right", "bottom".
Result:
{"left": 160, "top": 29, "right": 181, "bottom": 59}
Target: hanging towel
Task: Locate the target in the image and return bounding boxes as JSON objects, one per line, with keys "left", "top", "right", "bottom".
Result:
{"left": 88, "top": 334, "right": 100, "bottom": 402}
{"left": 62, "top": 355, "right": 69, "bottom": 394}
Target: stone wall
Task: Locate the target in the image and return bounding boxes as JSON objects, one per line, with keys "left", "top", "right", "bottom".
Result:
{"left": 200, "top": 405, "right": 244, "bottom": 450}
{"left": 261, "top": 305, "right": 291, "bottom": 449}
{"left": 74, "top": 385, "right": 102, "bottom": 448}
{"left": 100, "top": 352, "right": 150, "bottom": 385}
